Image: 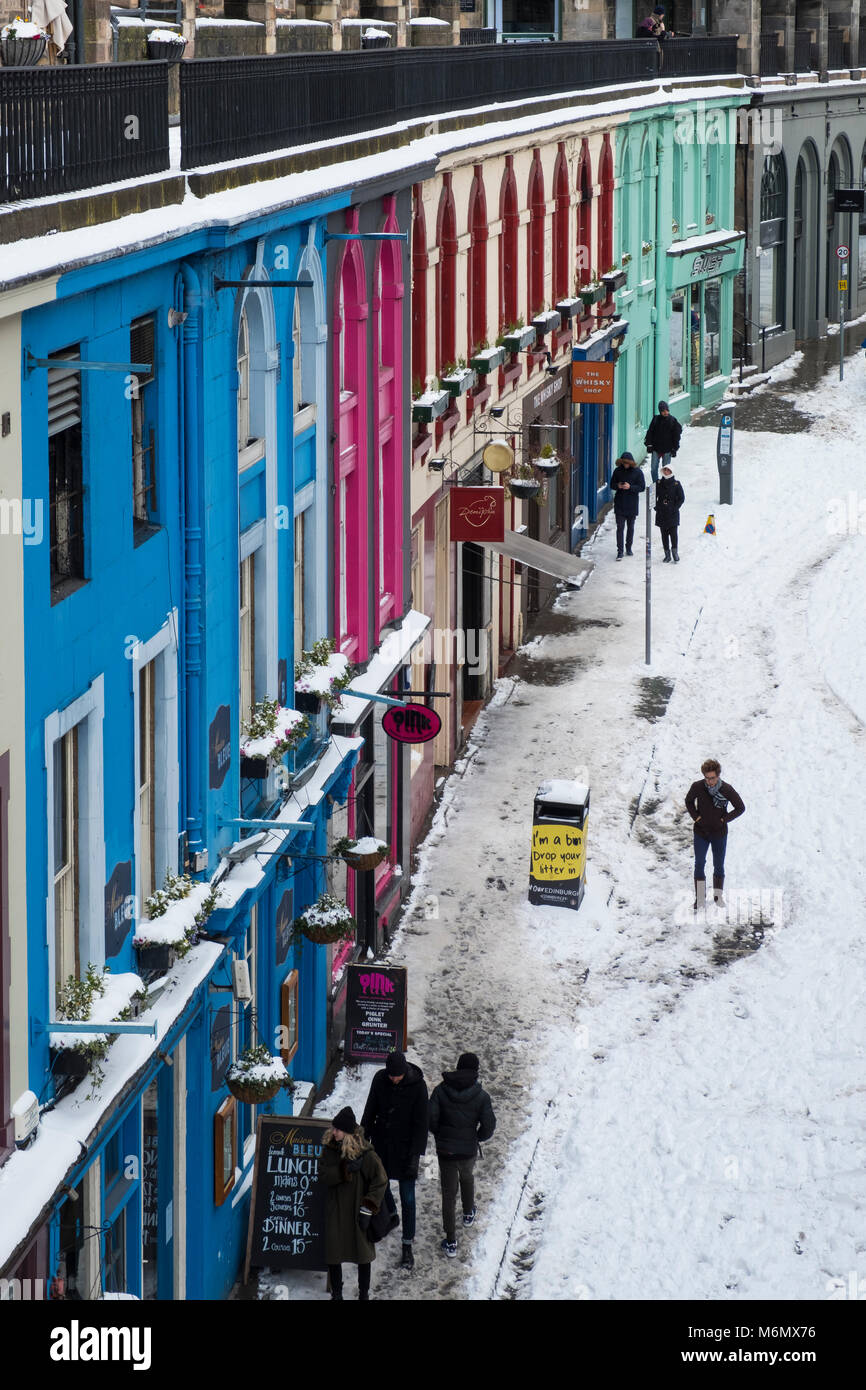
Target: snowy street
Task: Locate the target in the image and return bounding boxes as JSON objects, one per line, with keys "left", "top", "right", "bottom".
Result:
{"left": 278, "top": 350, "right": 866, "bottom": 1303}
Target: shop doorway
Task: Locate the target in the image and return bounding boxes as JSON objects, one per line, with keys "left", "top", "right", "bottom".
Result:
{"left": 141, "top": 1068, "right": 174, "bottom": 1301}
{"left": 689, "top": 282, "right": 702, "bottom": 406}
{"left": 461, "top": 541, "right": 487, "bottom": 702}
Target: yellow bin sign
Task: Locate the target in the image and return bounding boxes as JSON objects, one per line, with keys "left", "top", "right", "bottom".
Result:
{"left": 528, "top": 779, "right": 590, "bottom": 911}
{"left": 838, "top": 278, "right": 848, "bottom": 292}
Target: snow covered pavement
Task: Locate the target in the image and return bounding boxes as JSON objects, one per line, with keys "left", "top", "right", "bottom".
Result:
{"left": 266, "top": 355, "right": 866, "bottom": 1302}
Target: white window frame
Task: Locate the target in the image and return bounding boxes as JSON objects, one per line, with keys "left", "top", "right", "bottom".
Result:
{"left": 44, "top": 675, "right": 105, "bottom": 1006}
{"left": 132, "top": 613, "right": 180, "bottom": 916}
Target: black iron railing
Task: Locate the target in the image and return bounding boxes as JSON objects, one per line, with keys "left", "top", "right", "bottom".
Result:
{"left": 827, "top": 28, "right": 847, "bottom": 68}
{"left": 759, "top": 32, "right": 781, "bottom": 76}
{"left": 181, "top": 36, "right": 740, "bottom": 169}
{"left": 794, "top": 29, "right": 814, "bottom": 71}
{"left": 460, "top": 27, "right": 497, "bottom": 45}
{"left": 0, "top": 61, "right": 169, "bottom": 205}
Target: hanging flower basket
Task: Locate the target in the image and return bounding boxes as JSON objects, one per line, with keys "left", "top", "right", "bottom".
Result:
{"left": 294, "top": 892, "right": 356, "bottom": 945}
{"left": 146, "top": 30, "right": 187, "bottom": 62}
{"left": 294, "top": 639, "right": 353, "bottom": 714}
{"left": 508, "top": 477, "right": 541, "bottom": 499}
{"left": 533, "top": 447, "right": 561, "bottom": 475}
{"left": 0, "top": 20, "right": 49, "bottom": 66}
{"left": 335, "top": 836, "right": 389, "bottom": 872}
{"left": 226, "top": 1045, "right": 293, "bottom": 1104}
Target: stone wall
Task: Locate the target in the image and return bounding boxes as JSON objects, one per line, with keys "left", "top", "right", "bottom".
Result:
{"left": 276, "top": 18, "right": 333, "bottom": 48}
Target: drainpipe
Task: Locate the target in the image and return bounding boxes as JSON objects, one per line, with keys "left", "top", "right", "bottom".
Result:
{"left": 180, "top": 261, "right": 205, "bottom": 865}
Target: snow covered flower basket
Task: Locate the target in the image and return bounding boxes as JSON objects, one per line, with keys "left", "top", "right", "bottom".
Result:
{"left": 51, "top": 964, "right": 146, "bottom": 1095}
{"left": 294, "top": 638, "right": 354, "bottom": 714}
{"left": 146, "top": 28, "right": 187, "bottom": 61}
{"left": 133, "top": 871, "right": 223, "bottom": 970}
{"left": 532, "top": 444, "right": 561, "bottom": 475}
{"left": 294, "top": 892, "right": 356, "bottom": 946}
{"left": 241, "top": 697, "right": 309, "bottom": 776}
{"left": 226, "top": 1044, "right": 294, "bottom": 1105}
{"left": 1, "top": 18, "right": 49, "bottom": 65}
{"left": 506, "top": 463, "right": 541, "bottom": 500}
{"left": 334, "top": 835, "right": 389, "bottom": 872}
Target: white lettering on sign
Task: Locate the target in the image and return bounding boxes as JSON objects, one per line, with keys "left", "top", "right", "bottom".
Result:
{"left": 691, "top": 249, "right": 730, "bottom": 277}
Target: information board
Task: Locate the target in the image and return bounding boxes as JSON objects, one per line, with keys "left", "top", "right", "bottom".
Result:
{"left": 344, "top": 964, "right": 408, "bottom": 1063}
{"left": 528, "top": 820, "right": 587, "bottom": 911}
{"left": 245, "top": 1116, "right": 330, "bottom": 1277}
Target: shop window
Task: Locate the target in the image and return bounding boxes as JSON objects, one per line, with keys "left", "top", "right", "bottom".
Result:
{"left": 859, "top": 148, "right": 866, "bottom": 286}
{"left": 280, "top": 970, "right": 299, "bottom": 1065}
{"left": 236, "top": 904, "right": 258, "bottom": 1160}
{"left": 239, "top": 552, "right": 256, "bottom": 733}
{"left": 468, "top": 166, "right": 488, "bottom": 356}
{"left": 759, "top": 153, "right": 787, "bottom": 330}
{"left": 527, "top": 150, "right": 545, "bottom": 318}
{"left": 436, "top": 174, "right": 457, "bottom": 371}
{"left": 499, "top": 157, "right": 519, "bottom": 330}
{"left": 669, "top": 293, "right": 685, "bottom": 395}
{"left": 294, "top": 512, "right": 305, "bottom": 662}
{"left": 373, "top": 199, "right": 404, "bottom": 637}
{"left": 138, "top": 658, "right": 156, "bottom": 907}
{"left": 214, "top": 1097, "right": 237, "bottom": 1206}
{"left": 577, "top": 142, "right": 592, "bottom": 287}
{"left": 411, "top": 185, "right": 428, "bottom": 390}
{"left": 620, "top": 148, "right": 632, "bottom": 271}
{"left": 102, "top": 1112, "right": 140, "bottom": 1297}
{"left": 598, "top": 135, "right": 614, "bottom": 275}
{"left": 56, "top": 1181, "right": 86, "bottom": 1299}
{"left": 131, "top": 315, "right": 158, "bottom": 541}
{"left": 334, "top": 217, "right": 369, "bottom": 663}
{"left": 292, "top": 296, "right": 304, "bottom": 412}
{"left": 53, "top": 726, "right": 79, "bottom": 1010}
{"left": 641, "top": 140, "right": 654, "bottom": 246}
{"left": 552, "top": 145, "right": 569, "bottom": 304}
{"left": 672, "top": 141, "right": 684, "bottom": 234}
{"left": 237, "top": 306, "right": 265, "bottom": 470}
{"left": 48, "top": 346, "right": 85, "bottom": 603}
{"left": 703, "top": 279, "right": 721, "bottom": 379}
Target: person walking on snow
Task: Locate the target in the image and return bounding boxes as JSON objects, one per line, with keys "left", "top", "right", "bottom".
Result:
{"left": 429, "top": 1052, "right": 496, "bottom": 1258}
{"left": 685, "top": 759, "right": 745, "bottom": 908}
{"left": 610, "top": 451, "right": 646, "bottom": 560}
{"left": 361, "top": 1050, "right": 429, "bottom": 1271}
{"left": 654, "top": 462, "right": 685, "bottom": 562}
{"left": 321, "top": 1106, "right": 388, "bottom": 1300}
{"left": 644, "top": 401, "right": 682, "bottom": 485}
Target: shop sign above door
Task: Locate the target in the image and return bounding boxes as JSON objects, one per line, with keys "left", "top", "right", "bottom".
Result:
{"left": 571, "top": 359, "right": 614, "bottom": 404}
{"left": 690, "top": 248, "right": 733, "bottom": 277}
{"left": 450, "top": 485, "right": 505, "bottom": 542}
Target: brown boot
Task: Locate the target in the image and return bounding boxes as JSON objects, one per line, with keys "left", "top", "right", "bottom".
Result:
{"left": 712, "top": 875, "right": 725, "bottom": 906}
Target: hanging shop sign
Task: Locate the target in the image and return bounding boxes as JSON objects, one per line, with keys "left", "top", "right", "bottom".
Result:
{"left": 210, "top": 1004, "right": 232, "bottom": 1090}
{"left": 382, "top": 702, "right": 441, "bottom": 744}
{"left": 450, "top": 485, "right": 505, "bottom": 541}
{"left": 344, "top": 964, "right": 408, "bottom": 1063}
{"left": 104, "top": 859, "right": 132, "bottom": 959}
{"left": 208, "top": 703, "right": 231, "bottom": 789}
{"left": 571, "top": 359, "right": 614, "bottom": 404}
{"left": 275, "top": 887, "right": 294, "bottom": 967}
{"left": 834, "top": 190, "right": 864, "bottom": 213}
{"left": 245, "top": 1116, "right": 330, "bottom": 1278}
{"left": 522, "top": 367, "right": 568, "bottom": 423}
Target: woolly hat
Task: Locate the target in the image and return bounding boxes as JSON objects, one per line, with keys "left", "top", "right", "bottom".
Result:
{"left": 618, "top": 451, "right": 636, "bottom": 464}
{"left": 661, "top": 463, "right": 674, "bottom": 475}
{"left": 332, "top": 1106, "right": 356, "bottom": 1133}
{"left": 386, "top": 1051, "right": 407, "bottom": 1077}
{"left": 658, "top": 400, "right": 669, "bottom": 411}
{"left": 457, "top": 1052, "right": 480, "bottom": 1074}
{"left": 653, "top": 6, "right": 665, "bottom": 13}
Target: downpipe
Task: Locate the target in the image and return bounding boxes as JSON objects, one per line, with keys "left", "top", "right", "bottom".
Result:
{"left": 180, "top": 261, "right": 205, "bottom": 866}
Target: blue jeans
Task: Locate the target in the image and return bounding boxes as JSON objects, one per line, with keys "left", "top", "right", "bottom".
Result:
{"left": 384, "top": 1179, "right": 416, "bottom": 1241}
{"left": 693, "top": 831, "right": 726, "bottom": 880}
{"left": 651, "top": 451, "right": 671, "bottom": 484}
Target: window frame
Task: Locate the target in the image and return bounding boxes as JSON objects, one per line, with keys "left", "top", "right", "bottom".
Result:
{"left": 131, "top": 313, "right": 159, "bottom": 542}
{"left": 280, "top": 969, "right": 299, "bottom": 1066}
{"left": 214, "top": 1097, "right": 237, "bottom": 1206}
{"left": 47, "top": 344, "right": 85, "bottom": 604}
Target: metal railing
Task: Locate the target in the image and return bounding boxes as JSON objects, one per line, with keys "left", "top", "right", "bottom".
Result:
{"left": 181, "top": 36, "right": 740, "bottom": 170}
{"left": 827, "top": 28, "right": 847, "bottom": 69}
{"left": 460, "top": 27, "right": 497, "bottom": 46}
{"left": 759, "top": 32, "right": 781, "bottom": 76}
{"left": 794, "top": 29, "right": 814, "bottom": 71}
{"left": 0, "top": 61, "right": 169, "bottom": 205}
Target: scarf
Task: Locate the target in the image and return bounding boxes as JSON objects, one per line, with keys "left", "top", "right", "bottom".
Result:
{"left": 706, "top": 779, "right": 727, "bottom": 811}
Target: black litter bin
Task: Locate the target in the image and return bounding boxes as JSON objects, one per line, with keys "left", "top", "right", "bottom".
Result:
{"left": 528, "top": 778, "right": 590, "bottom": 911}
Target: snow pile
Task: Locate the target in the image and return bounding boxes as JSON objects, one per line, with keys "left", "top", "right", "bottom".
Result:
{"left": 147, "top": 28, "right": 184, "bottom": 42}
{"left": 1, "top": 19, "right": 48, "bottom": 39}
{"left": 295, "top": 651, "right": 349, "bottom": 696}
{"left": 133, "top": 881, "right": 221, "bottom": 948}
{"left": 49, "top": 973, "right": 143, "bottom": 1050}
{"left": 362, "top": 28, "right": 390, "bottom": 41}
{"left": 241, "top": 705, "right": 307, "bottom": 760}
{"left": 349, "top": 836, "right": 387, "bottom": 855}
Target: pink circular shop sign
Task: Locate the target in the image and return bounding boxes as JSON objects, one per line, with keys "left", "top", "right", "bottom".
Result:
{"left": 382, "top": 703, "right": 441, "bottom": 744}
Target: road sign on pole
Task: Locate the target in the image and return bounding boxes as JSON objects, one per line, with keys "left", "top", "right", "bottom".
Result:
{"left": 836, "top": 244, "right": 850, "bottom": 259}
{"left": 717, "top": 412, "right": 734, "bottom": 504}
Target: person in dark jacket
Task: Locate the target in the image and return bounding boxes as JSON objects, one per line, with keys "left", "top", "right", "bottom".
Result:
{"left": 429, "top": 1051, "right": 496, "bottom": 1257}
{"left": 361, "top": 1051, "right": 428, "bottom": 1271}
{"left": 321, "top": 1106, "right": 388, "bottom": 1301}
{"left": 610, "top": 452, "right": 646, "bottom": 560}
{"left": 685, "top": 759, "right": 745, "bottom": 907}
{"left": 654, "top": 463, "right": 685, "bottom": 562}
{"left": 644, "top": 401, "right": 682, "bottom": 484}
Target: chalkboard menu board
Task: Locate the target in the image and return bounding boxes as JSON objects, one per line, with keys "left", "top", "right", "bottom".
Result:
{"left": 344, "top": 965, "right": 407, "bottom": 1063}
{"left": 245, "top": 1116, "right": 330, "bottom": 1277}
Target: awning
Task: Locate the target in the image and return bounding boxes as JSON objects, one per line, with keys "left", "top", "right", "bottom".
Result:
{"left": 331, "top": 607, "right": 432, "bottom": 730}
{"left": 486, "top": 530, "right": 593, "bottom": 588}
{"left": 666, "top": 228, "right": 745, "bottom": 257}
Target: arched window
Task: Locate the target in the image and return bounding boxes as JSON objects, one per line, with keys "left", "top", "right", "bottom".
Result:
{"left": 411, "top": 184, "right": 428, "bottom": 392}
{"left": 373, "top": 197, "right": 404, "bottom": 638}
{"left": 620, "top": 146, "right": 632, "bottom": 268}
{"left": 499, "top": 156, "right": 519, "bottom": 331}
{"left": 552, "top": 143, "right": 570, "bottom": 303}
{"left": 577, "top": 141, "right": 593, "bottom": 287}
{"left": 436, "top": 174, "right": 457, "bottom": 372}
{"left": 672, "top": 139, "right": 684, "bottom": 235}
{"left": 333, "top": 211, "right": 369, "bottom": 661}
{"left": 527, "top": 149, "right": 545, "bottom": 319}
{"left": 706, "top": 135, "right": 720, "bottom": 226}
{"left": 860, "top": 141, "right": 866, "bottom": 288}
{"left": 467, "top": 165, "right": 488, "bottom": 356}
{"left": 759, "top": 152, "right": 787, "bottom": 330}
{"left": 641, "top": 140, "right": 655, "bottom": 248}
{"left": 598, "top": 135, "right": 614, "bottom": 275}
{"left": 292, "top": 295, "right": 303, "bottom": 412}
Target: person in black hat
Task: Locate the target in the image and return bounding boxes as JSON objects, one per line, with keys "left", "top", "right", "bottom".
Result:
{"left": 610, "top": 452, "right": 646, "bottom": 560}
{"left": 429, "top": 1052, "right": 496, "bottom": 1257}
{"left": 360, "top": 1050, "right": 429, "bottom": 1271}
{"left": 654, "top": 462, "right": 685, "bottom": 562}
{"left": 321, "top": 1105, "right": 388, "bottom": 1300}
{"left": 644, "top": 401, "right": 682, "bottom": 485}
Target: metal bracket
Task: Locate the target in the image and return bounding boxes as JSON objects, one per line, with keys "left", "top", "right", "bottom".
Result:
{"left": 213, "top": 276, "right": 313, "bottom": 291}
{"left": 217, "top": 817, "right": 311, "bottom": 832}
{"left": 38, "top": 1020, "right": 159, "bottom": 1038}
{"left": 25, "top": 352, "right": 151, "bottom": 377}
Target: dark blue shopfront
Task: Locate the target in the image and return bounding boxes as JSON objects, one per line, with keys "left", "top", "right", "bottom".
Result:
{"left": 570, "top": 321, "right": 628, "bottom": 544}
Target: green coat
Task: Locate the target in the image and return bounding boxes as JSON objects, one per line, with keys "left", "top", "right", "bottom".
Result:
{"left": 321, "top": 1129, "right": 388, "bottom": 1266}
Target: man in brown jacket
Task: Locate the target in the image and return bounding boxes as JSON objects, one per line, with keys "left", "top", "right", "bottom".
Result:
{"left": 685, "top": 758, "right": 745, "bottom": 907}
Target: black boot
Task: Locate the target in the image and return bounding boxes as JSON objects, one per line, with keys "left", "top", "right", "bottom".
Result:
{"left": 400, "top": 1242, "right": 414, "bottom": 1270}
{"left": 672, "top": 548, "right": 679, "bottom": 562}
{"left": 662, "top": 549, "right": 671, "bottom": 563}
{"left": 712, "top": 875, "right": 725, "bottom": 905}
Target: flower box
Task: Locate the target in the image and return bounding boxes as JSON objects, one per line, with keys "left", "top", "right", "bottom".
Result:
{"left": 241, "top": 699, "right": 309, "bottom": 765}
{"left": 412, "top": 389, "right": 450, "bottom": 423}
{"left": 146, "top": 30, "right": 187, "bottom": 62}
{"left": 602, "top": 269, "right": 628, "bottom": 293}
{"left": 580, "top": 283, "right": 605, "bottom": 307}
{"left": 532, "top": 309, "right": 562, "bottom": 336}
{"left": 503, "top": 325, "right": 537, "bottom": 353}
{"left": 293, "top": 689, "right": 323, "bottom": 715}
{"left": 51, "top": 1047, "right": 91, "bottom": 1080}
{"left": 295, "top": 640, "right": 353, "bottom": 713}
{"left": 641, "top": 241, "right": 653, "bottom": 256}
{"left": 0, "top": 22, "right": 48, "bottom": 66}
{"left": 135, "top": 943, "right": 176, "bottom": 975}
{"left": 441, "top": 366, "right": 476, "bottom": 397}
{"left": 470, "top": 346, "right": 505, "bottom": 373}
{"left": 556, "top": 297, "right": 583, "bottom": 321}
{"left": 240, "top": 755, "right": 269, "bottom": 780}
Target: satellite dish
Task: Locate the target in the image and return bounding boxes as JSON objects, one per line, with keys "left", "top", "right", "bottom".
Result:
{"left": 483, "top": 441, "right": 514, "bottom": 473}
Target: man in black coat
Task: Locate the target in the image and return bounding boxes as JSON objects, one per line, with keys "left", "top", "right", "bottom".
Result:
{"left": 361, "top": 1051, "right": 428, "bottom": 1270}
{"left": 609, "top": 451, "right": 646, "bottom": 561}
{"left": 654, "top": 463, "right": 685, "bottom": 562}
{"left": 429, "top": 1051, "right": 496, "bottom": 1256}
{"left": 644, "top": 400, "right": 682, "bottom": 484}
{"left": 685, "top": 758, "right": 745, "bottom": 907}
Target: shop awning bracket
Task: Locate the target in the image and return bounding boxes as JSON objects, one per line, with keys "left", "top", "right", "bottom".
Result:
{"left": 25, "top": 352, "right": 152, "bottom": 377}
{"left": 34, "top": 1019, "right": 159, "bottom": 1039}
